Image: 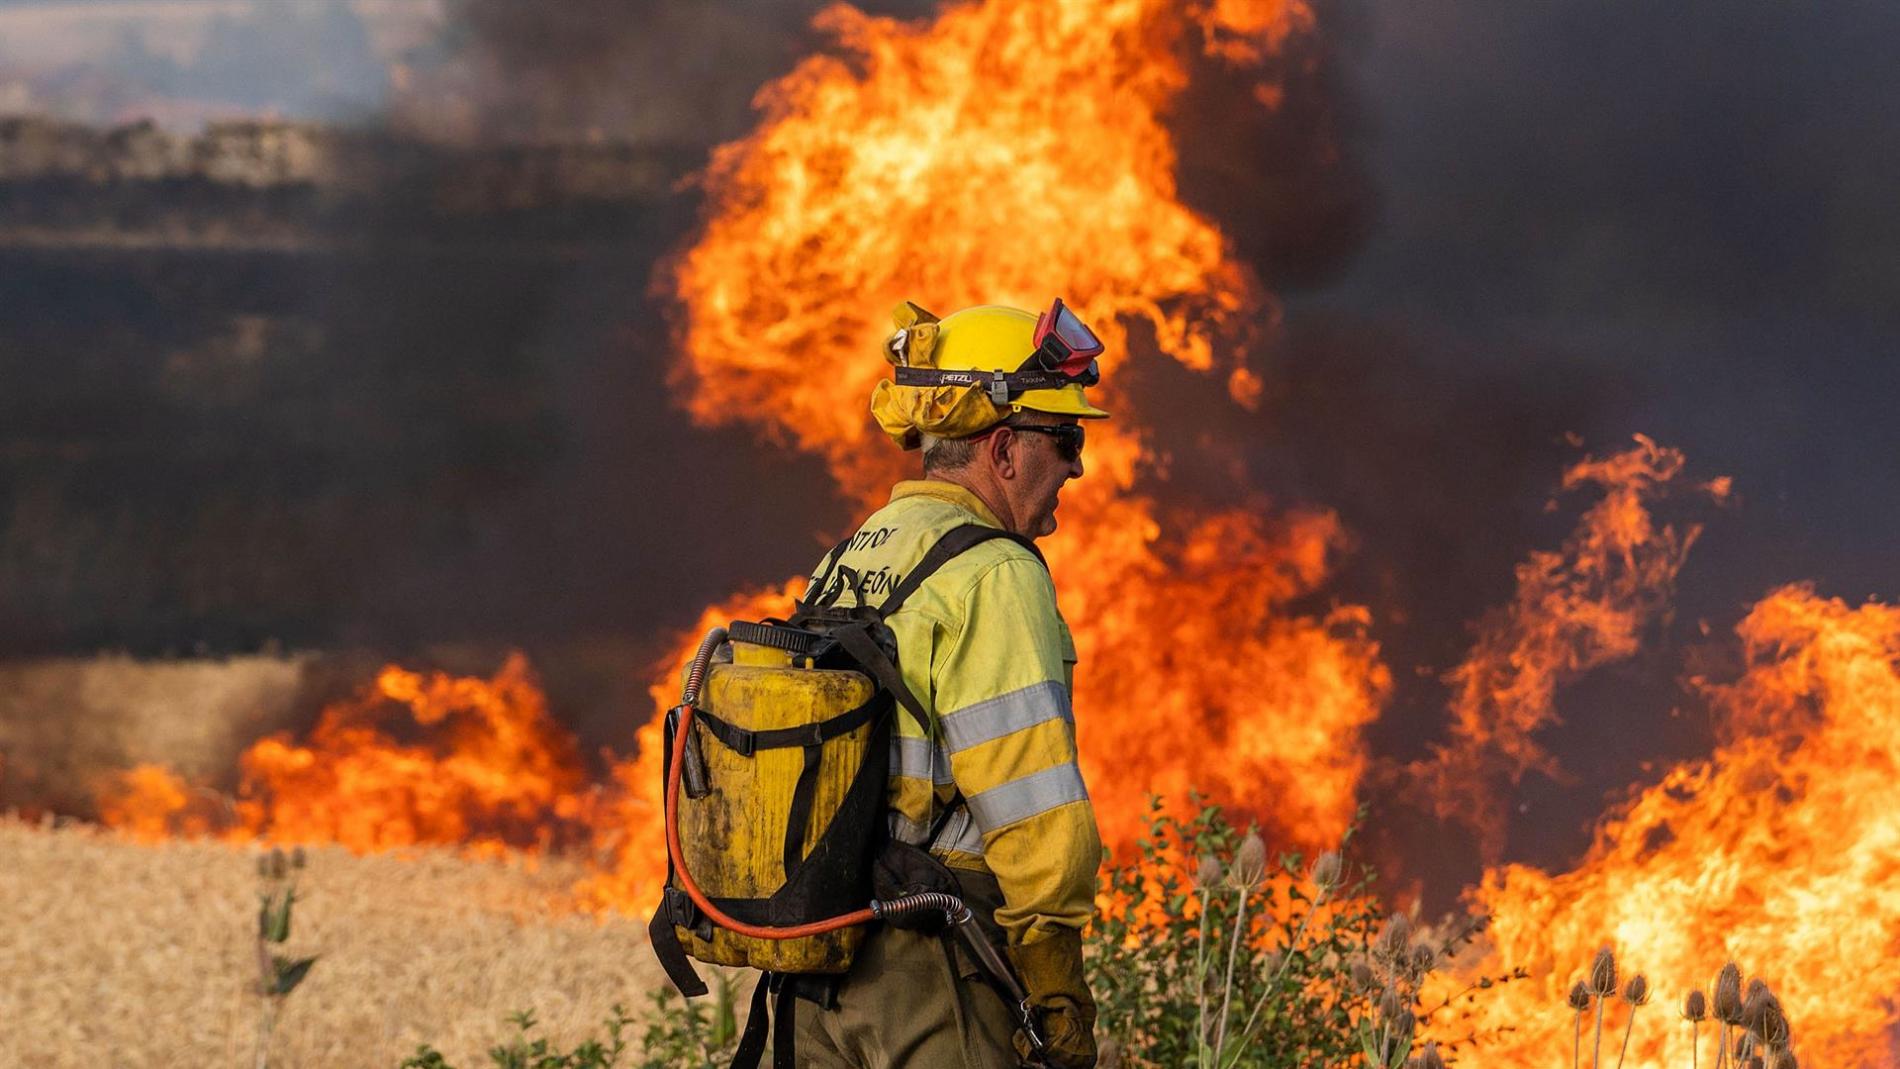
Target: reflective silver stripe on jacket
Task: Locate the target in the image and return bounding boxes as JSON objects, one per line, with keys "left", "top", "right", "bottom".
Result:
{"left": 965, "top": 762, "right": 1090, "bottom": 832}
{"left": 935, "top": 808, "right": 986, "bottom": 855}
{"left": 889, "top": 807, "right": 987, "bottom": 855}
{"left": 892, "top": 736, "right": 955, "bottom": 784}
{"left": 939, "top": 680, "right": 1072, "bottom": 754}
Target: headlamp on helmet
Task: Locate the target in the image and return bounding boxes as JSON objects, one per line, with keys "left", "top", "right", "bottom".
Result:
{"left": 892, "top": 297, "right": 1103, "bottom": 400}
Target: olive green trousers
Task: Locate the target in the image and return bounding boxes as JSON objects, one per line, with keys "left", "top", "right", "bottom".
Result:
{"left": 787, "top": 919, "right": 1021, "bottom": 1068}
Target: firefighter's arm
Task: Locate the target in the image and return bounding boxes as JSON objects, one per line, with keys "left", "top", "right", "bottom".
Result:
{"left": 936, "top": 554, "right": 1101, "bottom": 1066}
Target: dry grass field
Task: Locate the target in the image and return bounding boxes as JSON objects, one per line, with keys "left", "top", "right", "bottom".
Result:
{"left": 0, "top": 815, "right": 665, "bottom": 1068}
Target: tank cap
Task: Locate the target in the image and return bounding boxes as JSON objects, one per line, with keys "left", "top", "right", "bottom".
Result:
{"left": 728, "top": 619, "right": 824, "bottom": 655}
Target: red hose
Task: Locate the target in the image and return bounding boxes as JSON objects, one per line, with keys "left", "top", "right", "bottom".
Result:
{"left": 663, "top": 653, "right": 876, "bottom": 940}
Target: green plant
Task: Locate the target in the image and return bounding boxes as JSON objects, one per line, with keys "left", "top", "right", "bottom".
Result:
{"left": 398, "top": 973, "right": 741, "bottom": 1069}
{"left": 253, "top": 845, "right": 319, "bottom": 1069}
{"left": 1087, "top": 796, "right": 1519, "bottom": 1069}
{"left": 402, "top": 1005, "right": 636, "bottom": 1069}
{"left": 633, "top": 971, "right": 743, "bottom": 1069}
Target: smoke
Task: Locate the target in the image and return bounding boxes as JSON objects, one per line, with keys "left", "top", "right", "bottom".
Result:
{"left": 1273, "top": 0, "right": 1900, "bottom": 902}
{"left": 1169, "top": 0, "right": 1376, "bottom": 292}
{"left": 0, "top": 653, "right": 309, "bottom": 815}
{"left": 392, "top": 0, "right": 935, "bottom": 146}
{"left": 3, "top": 0, "right": 1897, "bottom": 920}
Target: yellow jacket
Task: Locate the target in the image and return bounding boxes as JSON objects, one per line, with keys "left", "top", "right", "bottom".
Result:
{"left": 805, "top": 480, "right": 1102, "bottom": 948}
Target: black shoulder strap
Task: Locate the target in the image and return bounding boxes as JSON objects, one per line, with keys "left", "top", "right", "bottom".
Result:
{"left": 878, "top": 523, "right": 1045, "bottom": 619}
{"left": 832, "top": 624, "right": 932, "bottom": 738}
{"left": 795, "top": 533, "right": 856, "bottom": 612}
{"left": 811, "top": 524, "right": 1047, "bottom": 742}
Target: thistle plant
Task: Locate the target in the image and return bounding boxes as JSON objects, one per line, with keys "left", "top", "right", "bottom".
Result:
{"left": 253, "top": 846, "right": 318, "bottom": 1069}
{"left": 1712, "top": 963, "right": 1743, "bottom": 1069}
{"left": 1569, "top": 980, "right": 1592, "bottom": 1069}
{"left": 1617, "top": 974, "right": 1650, "bottom": 1069}
{"left": 1682, "top": 989, "right": 1708, "bottom": 1069}
{"left": 1588, "top": 947, "right": 1618, "bottom": 1069}
{"left": 1086, "top": 795, "right": 1521, "bottom": 1069}
{"left": 1560, "top": 955, "right": 1796, "bottom": 1069}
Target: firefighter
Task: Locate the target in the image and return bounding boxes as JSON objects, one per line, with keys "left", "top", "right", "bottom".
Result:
{"left": 791, "top": 300, "right": 1109, "bottom": 1068}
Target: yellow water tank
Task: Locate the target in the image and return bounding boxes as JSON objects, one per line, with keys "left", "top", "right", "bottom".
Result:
{"left": 671, "top": 639, "right": 878, "bottom": 973}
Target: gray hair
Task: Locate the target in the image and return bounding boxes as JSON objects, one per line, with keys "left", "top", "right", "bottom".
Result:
{"left": 921, "top": 432, "right": 983, "bottom": 474}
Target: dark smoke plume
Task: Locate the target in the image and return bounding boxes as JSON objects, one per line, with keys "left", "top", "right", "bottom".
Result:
{"left": 392, "top": 0, "right": 934, "bottom": 146}
{"left": 1170, "top": 0, "right": 1377, "bottom": 292}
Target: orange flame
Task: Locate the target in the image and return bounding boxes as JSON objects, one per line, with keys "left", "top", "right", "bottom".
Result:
{"left": 1417, "top": 435, "right": 1725, "bottom": 860}
{"left": 1457, "top": 585, "right": 1900, "bottom": 1067}
{"left": 669, "top": 0, "right": 1303, "bottom": 498}
{"left": 574, "top": 0, "right": 1387, "bottom": 915}
{"left": 95, "top": 764, "right": 222, "bottom": 843}
{"left": 82, "top": 10, "right": 1900, "bottom": 1064}
{"left": 97, "top": 654, "right": 590, "bottom": 858}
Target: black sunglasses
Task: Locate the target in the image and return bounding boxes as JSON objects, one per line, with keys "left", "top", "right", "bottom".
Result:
{"left": 1004, "top": 422, "right": 1085, "bottom": 462}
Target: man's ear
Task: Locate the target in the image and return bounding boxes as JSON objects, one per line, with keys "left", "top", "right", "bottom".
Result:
{"left": 988, "top": 425, "right": 1018, "bottom": 479}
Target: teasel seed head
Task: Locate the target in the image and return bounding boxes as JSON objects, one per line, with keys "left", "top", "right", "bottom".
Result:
{"left": 1380, "top": 985, "right": 1404, "bottom": 1021}
{"left": 1376, "top": 913, "right": 1413, "bottom": 959}
{"left": 291, "top": 846, "right": 306, "bottom": 870}
{"left": 1350, "top": 960, "right": 1377, "bottom": 992}
{"left": 1741, "top": 979, "right": 1771, "bottom": 1033}
{"left": 1714, "top": 963, "right": 1745, "bottom": 1024}
{"left": 268, "top": 846, "right": 288, "bottom": 881}
{"left": 1417, "top": 1040, "right": 1446, "bottom": 1069}
{"left": 1568, "top": 980, "right": 1592, "bottom": 1012}
{"left": 1229, "top": 829, "right": 1268, "bottom": 890}
{"left": 1392, "top": 1009, "right": 1417, "bottom": 1039}
{"left": 1755, "top": 993, "right": 1789, "bottom": 1048}
{"left": 1411, "top": 944, "right": 1437, "bottom": 974}
{"left": 1311, "top": 850, "right": 1343, "bottom": 898}
{"left": 1744, "top": 1057, "right": 1764, "bottom": 1069}
{"left": 1623, "top": 974, "right": 1650, "bottom": 1006}
{"left": 1683, "top": 990, "right": 1708, "bottom": 1022}
{"left": 1588, "top": 946, "right": 1618, "bottom": 996}
{"left": 1193, "top": 854, "right": 1224, "bottom": 891}
{"left": 1767, "top": 1049, "right": 1798, "bottom": 1069}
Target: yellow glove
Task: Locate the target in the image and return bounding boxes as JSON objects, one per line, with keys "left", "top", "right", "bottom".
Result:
{"left": 1008, "top": 930, "right": 1097, "bottom": 1069}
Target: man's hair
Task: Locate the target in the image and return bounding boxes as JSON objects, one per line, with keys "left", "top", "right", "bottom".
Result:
{"left": 921, "top": 432, "right": 983, "bottom": 475}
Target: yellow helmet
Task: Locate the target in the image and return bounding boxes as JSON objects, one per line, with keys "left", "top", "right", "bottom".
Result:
{"left": 869, "top": 300, "right": 1110, "bottom": 450}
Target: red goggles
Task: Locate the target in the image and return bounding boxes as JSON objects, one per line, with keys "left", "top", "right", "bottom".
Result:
{"left": 1023, "top": 298, "right": 1103, "bottom": 386}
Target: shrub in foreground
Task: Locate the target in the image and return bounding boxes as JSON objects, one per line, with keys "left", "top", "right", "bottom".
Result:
{"left": 400, "top": 972, "right": 741, "bottom": 1069}
{"left": 406, "top": 798, "right": 1521, "bottom": 1067}
{"left": 1088, "top": 797, "right": 1520, "bottom": 1069}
